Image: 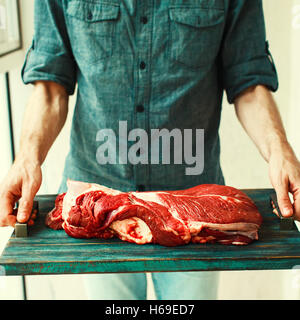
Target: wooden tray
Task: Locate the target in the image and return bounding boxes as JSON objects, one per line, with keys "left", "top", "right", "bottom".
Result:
{"left": 1, "top": 189, "right": 299, "bottom": 275}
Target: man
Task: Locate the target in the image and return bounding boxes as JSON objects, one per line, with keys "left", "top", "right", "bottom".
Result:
{"left": 0, "top": 0, "right": 300, "bottom": 300}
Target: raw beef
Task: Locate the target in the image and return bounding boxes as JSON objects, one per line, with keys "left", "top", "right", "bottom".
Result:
{"left": 45, "top": 180, "right": 262, "bottom": 246}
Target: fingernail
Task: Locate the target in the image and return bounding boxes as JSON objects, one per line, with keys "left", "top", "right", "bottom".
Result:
{"left": 283, "top": 207, "right": 292, "bottom": 216}
{"left": 18, "top": 212, "right": 26, "bottom": 220}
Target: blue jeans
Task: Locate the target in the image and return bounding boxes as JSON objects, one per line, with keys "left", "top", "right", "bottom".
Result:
{"left": 82, "top": 272, "right": 219, "bottom": 300}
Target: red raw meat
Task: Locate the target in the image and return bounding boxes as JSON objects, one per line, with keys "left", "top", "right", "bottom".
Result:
{"left": 45, "top": 180, "right": 262, "bottom": 246}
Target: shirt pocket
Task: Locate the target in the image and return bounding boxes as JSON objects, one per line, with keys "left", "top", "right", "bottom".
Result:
{"left": 168, "top": 6, "right": 225, "bottom": 69}
{"left": 66, "top": 0, "right": 120, "bottom": 64}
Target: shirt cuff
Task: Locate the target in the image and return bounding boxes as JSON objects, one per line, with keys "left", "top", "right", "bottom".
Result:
{"left": 223, "top": 55, "right": 279, "bottom": 104}
{"left": 21, "top": 43, "right": 76, "bottom": 95}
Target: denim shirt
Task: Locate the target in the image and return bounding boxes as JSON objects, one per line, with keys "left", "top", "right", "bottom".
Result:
{"left": 22, "top": 0, "right": 278, "bottom": 193}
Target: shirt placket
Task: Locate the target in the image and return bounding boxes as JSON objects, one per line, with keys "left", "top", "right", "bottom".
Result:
{"left": 133, "top": 2, "right": 153, "bottom": 192}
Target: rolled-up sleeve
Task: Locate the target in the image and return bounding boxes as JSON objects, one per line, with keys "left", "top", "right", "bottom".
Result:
{"left": 21, "top": 0, "right": 76, "bottom": 95}
{"left": 221, "top": 0, "right": 278, "bottom": 104}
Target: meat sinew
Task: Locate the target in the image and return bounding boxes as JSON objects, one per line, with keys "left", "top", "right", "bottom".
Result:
{"left": 45, "top": 180, "right": 262, "bottom": 246}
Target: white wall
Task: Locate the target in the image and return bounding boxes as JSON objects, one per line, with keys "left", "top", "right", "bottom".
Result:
{"left": 0, "top": 0, "right": 300, "bottom": 300}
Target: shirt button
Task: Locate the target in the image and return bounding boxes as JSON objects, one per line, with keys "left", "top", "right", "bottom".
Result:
{"left": 137, "top": 185, "right": 145, "bottom": 192}
{"left": 136, "top": 105, "right": 144, "bottom": 112}
{"left": 87, "top": 11, "right": 93, "bottom": 20}
{"left": 141, "top": 16, "right": 148, "bottom": 24}
{"left": 140, "top": 61, "right": 146, "bottom": 70}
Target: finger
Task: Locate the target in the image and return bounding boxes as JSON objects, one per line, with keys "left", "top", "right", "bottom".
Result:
{"left": 273, "top": 208, "right": 280, "bottom": 218}
{"left": 17, "top": 185, "right": 35, "bottom": 223}
{"left": 0, "top": 193, "right": 17, "bottom": 227}
{"left": 6, "top": 215, "right": 17, "bottom": 226}
{"left": 275, "top": 184, "right": 294, "bottom": 217}
{"left": 292, "top": 189, "right": 300, "bottom": 221}
{"left": 0, "top": 214, "right": 17, "bottom": 227}
{"left": 27, "top": 219, "right": 34, "bottom": 226}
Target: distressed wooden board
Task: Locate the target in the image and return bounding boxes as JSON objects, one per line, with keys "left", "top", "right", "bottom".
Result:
{"left": 0, "top": 189, "right": 300, "bottom": 275}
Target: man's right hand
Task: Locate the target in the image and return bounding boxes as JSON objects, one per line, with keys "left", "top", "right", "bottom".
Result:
{"left": 0, "top": 157, "right": 42, "bottom": 227}
{"left": 0, "top": 80, "right": 69, "bottom": 227}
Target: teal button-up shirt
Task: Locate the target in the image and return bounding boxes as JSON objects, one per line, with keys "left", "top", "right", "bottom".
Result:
{"left": 22, "top": 0, "right": 278, "bottom": 192}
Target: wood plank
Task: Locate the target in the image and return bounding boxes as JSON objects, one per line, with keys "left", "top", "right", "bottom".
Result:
{"left": 1, "top": 189, "right": 300, "bottom": 275}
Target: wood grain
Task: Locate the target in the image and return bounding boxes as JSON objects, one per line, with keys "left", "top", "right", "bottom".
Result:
{"left": 1, "top": 189, "right": 299, "bottom": 275}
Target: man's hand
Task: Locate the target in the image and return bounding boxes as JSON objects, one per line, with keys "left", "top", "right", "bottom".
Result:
{"left": 269, "top": 147, "right": 300, "bottom": 220}
{"left": 0, "top": 157, "right": 42, "bottom": 227}
{"left": 234, "top": 85, "right": 300, "bottom": 221}
{"left": 0, "top": 80, "right": 69, "bottom": 227}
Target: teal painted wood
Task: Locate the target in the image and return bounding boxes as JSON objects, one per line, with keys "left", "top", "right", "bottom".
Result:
{"left": 1, "top": 189, "right": 300, "bottom": 275}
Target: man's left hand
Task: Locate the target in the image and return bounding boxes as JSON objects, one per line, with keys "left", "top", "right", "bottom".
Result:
{"left": 269, "top": 147, "right": 300, "bottom": 221}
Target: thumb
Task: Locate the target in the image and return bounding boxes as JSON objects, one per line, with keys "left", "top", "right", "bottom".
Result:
{"left": 17, "top": 186, "right": 35, "bottom": 223}
{"left": 275, "top": 183, "right": 294, "bottom": 217}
